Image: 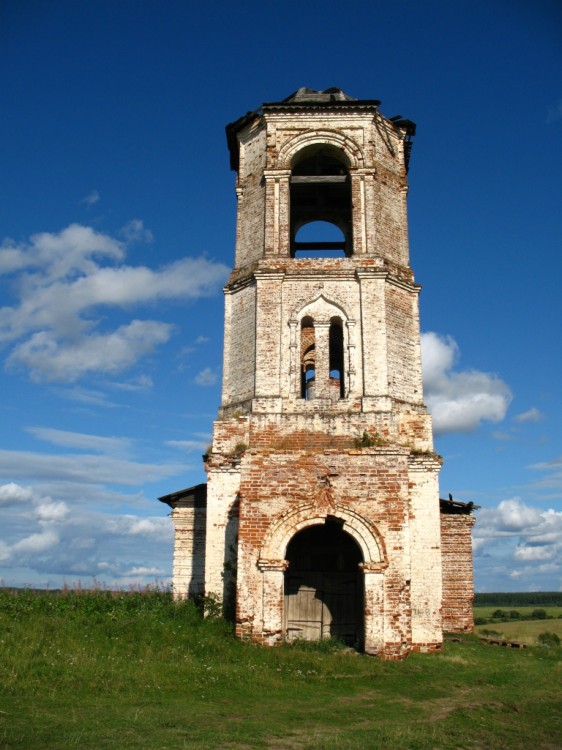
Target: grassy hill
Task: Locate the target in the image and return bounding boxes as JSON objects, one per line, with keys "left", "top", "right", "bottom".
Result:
{"left": 1, "top": 588, "right": 561, "bottom": 750}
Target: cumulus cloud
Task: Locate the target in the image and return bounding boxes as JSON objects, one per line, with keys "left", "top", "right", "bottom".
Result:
{"left": 477, "top": 498, "right": 543, "bottom": 534}
{"left": 421, "top": 332, "right": 512, "bottom": 434}
{"left": 473, "top": 497, "right": 562, "bottom": 583}
{"left": 36, "top": 500, "right": 70, "bottom": 523}
{"left": 7, "top": 320, "right": 173, "bottom": 382}
{"left": 0, "top": 482, "right": 34, "bottom": 505}
{"left": 0, "top": 489, "right": 173, "bottom": 584}
{"left": 0, "top": 223, "right": 229, "bottom": 382}
{"left": 10, "top": 528, "right": 60, "bottom": 557}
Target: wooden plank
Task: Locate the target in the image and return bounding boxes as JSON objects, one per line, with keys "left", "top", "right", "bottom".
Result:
{"left": 290, "top": 175, "right": 348, "bottom": 184}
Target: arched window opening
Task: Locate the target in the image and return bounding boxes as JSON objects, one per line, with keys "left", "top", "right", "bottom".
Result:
{"left": 294, "top": 221, "right": 346, "bottom": 259}
{"left": 290, "top": 145, "right": 352, "bottom": 258}
{"left": 300, "top": 317, "right": 315, "bottom": 399}
{"left": 284, "top": 522, "right": 364, "bottom": 647}
{"left": 329, "top": 317, "right": 345, "bottom": 399}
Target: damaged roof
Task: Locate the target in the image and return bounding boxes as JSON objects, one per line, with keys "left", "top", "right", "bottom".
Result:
{"left": 226, "top": 87, "right": 407, "bottom": 172}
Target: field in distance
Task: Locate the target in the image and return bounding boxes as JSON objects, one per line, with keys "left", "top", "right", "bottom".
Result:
{"left": 473, "top": 592, "right": 562, "bottom": 645}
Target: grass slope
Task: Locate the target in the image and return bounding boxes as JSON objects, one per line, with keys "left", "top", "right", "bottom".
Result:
{"left": 1, "top": 589, "right": 561, "bottom": 750}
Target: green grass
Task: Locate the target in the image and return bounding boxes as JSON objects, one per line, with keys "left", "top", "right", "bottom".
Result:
{"left": 1, "top": 589, "right": 562, "bottom": 750}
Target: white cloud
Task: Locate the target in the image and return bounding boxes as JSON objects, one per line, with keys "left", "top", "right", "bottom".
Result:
{"left": 103, "top": 515, "right": 173, "bottom": 543}
{"left": 80, "top": 190, "right": 100, "bottom": 206}
{"left": 472, "top": 497, "right": 562, "bottom": 590}
{"left": 530, "top": 455, "right": 562, "bottom": 472}
{"left": 110, "top": 374, "right": 154, "bottom": 392}
{"left": 0, "top": 482, "right": 34, "bottom": 505}
{"left": 525, "top": 455, "right": 562, "bottom": 501}
{"left": 477, "top": 498, "right": 543, "bottom": 534}
{"left": 125, "top": 566, "right": 164, "bottom": 576}
{"left": 514, "top": 407, "right": 544, "bottom": 424}
{"left": 166, "top": 439, "right": 208, "bottom": 453}
{"left": 0, "top": 223, "right": 229, "bottom": 382}
{"left": 514, "top": 545, "right": 554, "bottom": 562}
{"left": 36, "top": 500, "right": 70, "bottom": 523}
{"left": 7, "top": 320, "right": 173, "bottom": 382}
{"left": 0, "top": 501, "right": 173, "bottom": 581}
{"left": 27, "top": 427, "right": 133, "bottom": 455}
{"left": 195, "top": 367, "right": 218, "bottom": 386}
{"left": 56, "top": 385, "right": 121, "bottom": 409}
{"left": 421, "top": 332, "right": 512, "bottom": 434}
{"left": 119, "top": 219, "right": 153, "bottom": 244}
{"left": 11, "top": 528, "right": 60, "bottom": 557}
{"left": 0, "top": 448, "right": 186, "bottom": 486}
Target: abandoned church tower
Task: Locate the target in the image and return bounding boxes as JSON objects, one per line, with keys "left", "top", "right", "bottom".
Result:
{"left": 160, "top": 88, "right": 476, "bottom": 658}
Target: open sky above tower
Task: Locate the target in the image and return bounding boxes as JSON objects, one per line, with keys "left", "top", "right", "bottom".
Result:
{"left": 0, "top": 0, "right": 561, "bottom": 592}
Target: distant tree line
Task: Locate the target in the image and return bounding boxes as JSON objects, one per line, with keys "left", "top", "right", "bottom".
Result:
{"left": 474, "top": 592, "right": 562, "bottom": 607}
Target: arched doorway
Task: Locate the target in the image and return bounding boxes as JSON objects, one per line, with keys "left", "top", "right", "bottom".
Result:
{"left": 284, "top": 520, "right": 364, "bottom": 647}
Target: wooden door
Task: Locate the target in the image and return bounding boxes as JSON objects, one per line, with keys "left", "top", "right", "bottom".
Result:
{"left": 283, "top": 524, "right": 363, "bottom": 646}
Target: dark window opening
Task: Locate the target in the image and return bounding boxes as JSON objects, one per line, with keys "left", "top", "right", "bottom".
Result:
{"left": 290, "top": 146, "right": 352, "bottom": 257}
{"left": 329, "top": 318, "right": 345, "bottom": 399}
{"left": 300, "top": 317, "right": 315, "bottom": 399}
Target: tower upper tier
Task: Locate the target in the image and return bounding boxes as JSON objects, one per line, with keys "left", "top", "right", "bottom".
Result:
{"left": 226, "top": 87, "right": 416, "bottom": 269}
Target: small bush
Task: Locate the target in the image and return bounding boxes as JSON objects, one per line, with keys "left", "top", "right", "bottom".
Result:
{"left": 492, "top": 609, "right": 507, "bottom": 619}
{"left": 509, "top": 610, "right": 521, "bottom": 619}
{"left": 474, "top": 617, "right": 487, "bottom": 626}
{"left": 537, "top": 631, "right": 560, "bottom": 647}
{"left": 532, "top": 608, "right": 547, "bottom": 620}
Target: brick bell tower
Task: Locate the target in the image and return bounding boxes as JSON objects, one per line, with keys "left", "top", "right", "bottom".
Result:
{"left": 160, "top": 88, "right": 476, "bottom": 658}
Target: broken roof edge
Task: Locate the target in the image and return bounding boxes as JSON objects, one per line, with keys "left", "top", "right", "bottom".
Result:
{"left": 158, "top": 482, "right": 207, "bottom": 509}
{"left": 439, "top": 497, "right": 480, "bottom": 515}
{"left": 225, "top": 87, "right": 393, "bottom": 172}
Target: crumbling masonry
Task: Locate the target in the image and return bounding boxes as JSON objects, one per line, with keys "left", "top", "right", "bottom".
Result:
{"left": 160, "top": 88, "right": 476, "bottom": 658}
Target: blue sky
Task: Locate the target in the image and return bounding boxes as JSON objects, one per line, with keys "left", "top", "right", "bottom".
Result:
{"left": 1, "top": 0, "right": 561, "bottom": 592}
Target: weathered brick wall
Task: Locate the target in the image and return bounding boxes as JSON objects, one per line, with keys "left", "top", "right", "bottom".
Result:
{"left": 164, "top": 92, "right": 476, "bottom": 660}
{"left": 232, "top": 110, "right": 409, "bottom": 267}
{"left": 170, "top": 501, "right": 206, "bottom": 598}
{"left": 222, "top": 279, "right": 256, "bottom": 407}
{"left": 440, "top": 513, "right": 476, "bottom": 632}
{"left": 385, "top": 284, "right": 425, "bottom": 403}
{"left": 226, "top": 441, "right": 442, "bottom": 657}
{"left": 235, "top": 124, "right": 266, "bottom": 267}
